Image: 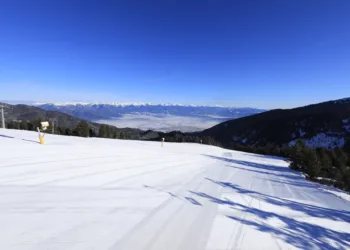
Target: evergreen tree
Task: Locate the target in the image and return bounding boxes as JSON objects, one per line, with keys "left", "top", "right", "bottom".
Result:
{"left": 124, "top": 132, "right": 131, "bottom": 139}
{"left": 334, "top": 166, "right": 349, "bottom": 190}
{"left": 6, "top": 121, "right": 16, "bottom": 129}
{"left": 333, "top": 147, "right": 348, "bottom": 168}
{"left": 19, "top": 121, "right": 28, "bottom": 130}
{"left": 31, "top": 118, "right": 42, "bottom": 130}
{"left": 27, "top": 122, "right": 34, "bottom": 131}
{"left": 73, "top": 121, "right": 90, "bottom": 137}
{"left": 280, "top": 146, "right": 293, "bottom": 158}
{"left": 106, "top": 126, "right": 112, "bottom": 138}
{"left": 303, "top": 148, "right": 321, "bottom": 179}
{"left": 65, "top": 128, "right": 72, "bottom": 135}
{"left": 318, "top": 150, "right": 332, "bottom": 178}
{"left": 99, "top": 125, "right": 107, "bottom": 138}
{"left": 263, "top": 143, "right": 274, "bottom": 155}
{"left": 271, "top": 144, "right": 281, "bottom": 156}
{"left": 57, "top": 127, "right": 64, "bottom": 135}
{"left": 343, "top": 168, "right": 350, "bottom": 191}
{"left": 120, "top": 132, "right": 125, "bottom": 139}
{"left": 89, "top": 128, "right": 96, "bottom": 137}
{"left": 290, "top": 140, "right": 306, "bottom": 171}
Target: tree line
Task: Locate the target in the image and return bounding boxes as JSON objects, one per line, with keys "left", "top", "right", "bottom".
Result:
{"left": 155, "top": 131, "right": 223, "bottom": 146}
{"left": 288, "top": 141, "right": 350, "bottom": 191}
{"left": 6, "top": 119, "right": 222, "bottom": 145}
{"left": 6, "top": 119, "right": 133, "bottom": 139}
{"left": 227, "top": 141, "right": 350, "bottom": 192}
{"left": 155, "top": 133, "right": 350, "bottom": 192}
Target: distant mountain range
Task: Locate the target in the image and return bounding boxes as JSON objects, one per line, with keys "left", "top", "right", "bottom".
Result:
{"left": 36, "top": 102, "right": 265, "bottom": 120}
{"left": 2, "top": 97, "right": 350, "bottom": 150}
{"left": 0, "top": 102, "right": 86, "bottom": 130}
{"left": 36, "top": 103, "right": 266, "bottom": 132}
{"left": 199, "top": 97, "right": 350, "bottom": 150}
{"left": 0, "top": 102, "right": 156, "bottom": 140}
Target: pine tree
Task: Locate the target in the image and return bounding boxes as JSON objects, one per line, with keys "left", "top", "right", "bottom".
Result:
{"left": 73, "top": 121, "right": 89, "bottom": 137}
{"left": 89, "top": 128, "right": 96, "bottom": 137}
{"left": 6, "top": 121, "right": 15, "bottom": 129}
{"left": 272, "top": 144, "right": 281, "bottom": 156}
{"left": 281, "top": 146, "right": 293, "bottom": 158}
{"left": 65, "top": 128, "right": 72, "bottom": 135}
{"left": 107, "top": 126, "right": 112, "bottom": 138}
{"left": 120, "top": 132, "right": 125, "bottom": 139}
{"left": 343, "top": 168, "right": 350, "bottom": 191}
{"left": 333, "top": 147, "right": 348, "bottom": 168}
{"left": 31, "top": 118, "right": 42, "bottom": 130}
{"left": 57, "top": 127, "right": 64, "bottom": 135}
{"left": 319, "top": 150, "right": 332, "bottom": 178}
{"left": 99, "top": 125, "right": 107, "bottom": 138}
{"left": 303, "top": 148, "right": 320, "bottom": 180}
{"left": 124, "top": 133, "right": 131, "bottom": 139}
{"left": 290, "top": 140, "right": 306, "bottom": 171}
{"left": 27, "top": 122, "right": 34, "bottom": 131}
{"left": 334, "top": 167, "right": 347, "bottom": 190}
{"left": 19, "top": 121, "right": 28, "bottom": 130}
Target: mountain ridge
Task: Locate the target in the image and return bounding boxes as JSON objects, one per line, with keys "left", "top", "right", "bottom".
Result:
{"left": 199, "top": 97, "right": 350, "bottom": 150}
{"left": 36, "top": 103, "right": 266, "bottom": 131}
{"left": 34, "top": 102, "right": 257, "bottom": 108}
{"left": 0, "top": 102, "right": 159, "bottom": 140}
{"left": 37, "top": 103, "right": 266, "bottom": 120}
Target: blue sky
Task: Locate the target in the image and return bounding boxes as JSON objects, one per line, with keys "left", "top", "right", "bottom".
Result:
{"left": 0, "top": 0, "right": 349, "bottom": 109}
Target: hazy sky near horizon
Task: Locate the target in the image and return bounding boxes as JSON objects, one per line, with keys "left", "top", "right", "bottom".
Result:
{"left": 0, "top": 0, "right": 349, "bottom": 109}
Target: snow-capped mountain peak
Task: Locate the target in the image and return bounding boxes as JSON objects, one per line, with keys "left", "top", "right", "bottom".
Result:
{"left": 35, "top": 102, "right": 233, "bottom": 108}
{"left": 36, "top": 102, "right": 266, "bottom": 132}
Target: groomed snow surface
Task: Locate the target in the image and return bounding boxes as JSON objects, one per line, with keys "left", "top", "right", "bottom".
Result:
{"left": 1, "top": 129, "right": 350, "bottom": 250}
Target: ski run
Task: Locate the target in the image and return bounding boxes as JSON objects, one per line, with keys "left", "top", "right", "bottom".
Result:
{"left": 0, "top": 128, "right": 349, "bottom": 250}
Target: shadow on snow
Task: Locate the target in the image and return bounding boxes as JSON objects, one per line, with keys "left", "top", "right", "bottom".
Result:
{"left": 206, "top": 178, "right": 350, "bottom": 222}
{"left": 203, "top": 154, "right": 301, "bottom": 182}
{"left": 190, "top": 179, "right": 350, "bottom": 250}
{"left": 144, "top": 185, "right": 202, "bottom": 206}
{"left": 0, "top": 134, "right": 39, "bottom": 144}
{"left": 0, "top": 134, "right": 15, "bottom": 139}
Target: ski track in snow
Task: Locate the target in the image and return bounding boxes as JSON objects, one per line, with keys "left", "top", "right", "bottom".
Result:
{"left": 0, "top": 129, "right": 350, "bottom": 250}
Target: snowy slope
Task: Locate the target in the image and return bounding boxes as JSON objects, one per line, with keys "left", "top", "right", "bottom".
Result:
{"left": 0, "top": 129, "right": 349, "bottom": 250}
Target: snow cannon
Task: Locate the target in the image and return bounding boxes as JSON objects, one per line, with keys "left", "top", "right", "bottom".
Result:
{"left": 37, "top": 121, "right": 49, "bottom": 145}
{"left": 40, "top": 121, "right": 49, "bottom": 131}
{"left": 39, "top": 135, "right": 44, "bottom": 145}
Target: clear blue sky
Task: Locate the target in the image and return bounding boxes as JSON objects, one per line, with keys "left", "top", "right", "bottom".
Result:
{"left": 0, "top": 0, "right": 349, "bottom": 109}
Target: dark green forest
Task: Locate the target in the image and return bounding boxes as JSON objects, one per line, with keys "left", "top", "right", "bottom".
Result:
{"left": 231, "top": 141, "right": 350, "bottom": 192}
{"left": 6, "top": 119, "right": 136, "bottom": 139}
